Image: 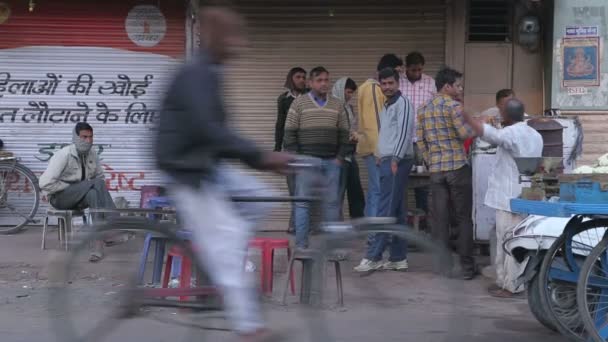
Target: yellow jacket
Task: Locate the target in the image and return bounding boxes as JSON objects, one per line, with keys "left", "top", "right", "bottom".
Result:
{"left": 356, "top": 79, "right": 386, "bottom": 156}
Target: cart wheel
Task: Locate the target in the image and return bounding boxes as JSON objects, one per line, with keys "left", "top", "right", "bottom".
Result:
{"left": 538, "top": 217, "right": 608, "bottom": 341}
{"left": 577, "top": 230, "right": 608, "bottom": 342}
{"left": 528, "top": 272, "right": 558, "bottom": 332}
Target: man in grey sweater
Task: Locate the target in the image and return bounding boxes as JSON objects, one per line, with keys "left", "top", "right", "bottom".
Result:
{"left": 355, "top": 67, "right": 415, "bottom": 272}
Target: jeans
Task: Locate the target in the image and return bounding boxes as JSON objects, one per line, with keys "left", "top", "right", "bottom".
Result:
{"left": 363, "top": 155, "right": 381, "bottom": 247}
{"left": 412, "top": 143, "right": 428, "bottom": 215}
{"left": 366, "top": 158, "right": 414, "bottom": 262}
{"left": 363, "top": 155, "right": 381, "bottom": 217}
{"left": 50, "top": 178, "right": 116, "bottom": 222}
{"left": 339, "top": 158, "right": 365, "bottom": 219}
{"left": 294, "top": 158, "right": 341, "bottom": 248}
{"left": 415, "top": 188, "right": 429, "bottom": 213}
{"left": 430, "top": 165, "right": 474, "bottom": 271}
{"left": 286, "top": 174, "right": 296, "bottom": 229}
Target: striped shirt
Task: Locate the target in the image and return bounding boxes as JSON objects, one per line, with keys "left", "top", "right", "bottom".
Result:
{"left": 416, "top": 94, "right": 473, "bottom": 172}
{"left": 284, "top": 93, "right": 349, "bottom": 159}
{"left": 400, "top": 73, "right": 436, "bottom": 143}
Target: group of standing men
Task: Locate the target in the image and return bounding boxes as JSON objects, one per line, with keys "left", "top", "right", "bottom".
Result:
{"left": 274, "top": 53, "right": 477, "bottom": 280}
{"left": 274, "top": 51, "right": 546, "bottom": 293}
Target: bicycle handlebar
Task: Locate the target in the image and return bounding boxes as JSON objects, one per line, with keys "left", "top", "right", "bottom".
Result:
{"left": 287, "top": 160, "right": 319, "bottom": 169}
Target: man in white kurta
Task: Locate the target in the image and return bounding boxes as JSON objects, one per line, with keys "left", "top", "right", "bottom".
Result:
{"left": 464, "top": 99, "right": 543, "bottom": 297}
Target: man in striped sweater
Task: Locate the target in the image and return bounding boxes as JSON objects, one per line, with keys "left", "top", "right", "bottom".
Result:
{"left": 355, "top": 67, "right": 416, "bottom": 272}
{"left": 284, "top": 66, "right": 349, "bottom": 248}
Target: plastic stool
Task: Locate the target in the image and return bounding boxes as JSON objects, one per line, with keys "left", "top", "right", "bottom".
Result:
{"left": 137, "top": 233, "right": 168, "bottom": 285}
{"left": 162, "top": 245, "right": 194, "bottom": 301}
{"left": 248, "top": 237, "right": 295, "bottom": 295}
{"left": 155, "top": 237, "right": 295, "bottom": 298}
{"left": 282, "top": 249, "right": 344, "bottom": 307}
{"left": 408, "top": 208, "right": 427, "bottom": 232}
{"left": 138, "top": 229, "right": 192, "bottom": 285}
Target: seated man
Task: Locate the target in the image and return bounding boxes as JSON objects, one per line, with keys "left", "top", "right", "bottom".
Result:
{"left": 39, "top": 122, "right": 116, "bottom": 262}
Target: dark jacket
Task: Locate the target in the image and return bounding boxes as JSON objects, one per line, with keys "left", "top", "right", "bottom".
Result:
{"left": 274, "top": 91, "right": 295, "bottom": 152}
{"left": 155, "top": 52, "right": 264, "bottom": 188}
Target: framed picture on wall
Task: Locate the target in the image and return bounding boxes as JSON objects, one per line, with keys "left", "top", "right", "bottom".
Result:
{"left": 562, "top": 36, "right": 601, "bottom": 87}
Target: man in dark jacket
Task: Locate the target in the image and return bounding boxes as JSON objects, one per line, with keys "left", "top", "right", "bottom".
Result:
{"left": 155, "top": 3, "right": 292, "bottom": 341}
{"left": 275, "top": 67, "right": 307, "bottom": 152}
{"left": 275, "top": 67, "right": 306, "bottom": 234}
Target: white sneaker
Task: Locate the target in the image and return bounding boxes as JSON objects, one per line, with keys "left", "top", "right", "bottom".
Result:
{"left": 353, "top": 259, "right": 383, "bottom": 272}
{"left": 382, "top": 260, "right": 409, "bottom": 271}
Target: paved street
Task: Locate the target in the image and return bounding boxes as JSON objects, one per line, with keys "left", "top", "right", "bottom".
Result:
{"left": 0, "top": 228, "right": 567, "bottom": 342}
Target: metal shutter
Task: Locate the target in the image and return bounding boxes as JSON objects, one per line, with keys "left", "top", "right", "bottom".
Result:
{"left": 0, "top": 0, "right": 185, "bottom": 224}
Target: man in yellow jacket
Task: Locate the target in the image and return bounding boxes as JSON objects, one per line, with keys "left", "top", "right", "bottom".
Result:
{"left": 357, "top": 54, "right": 404, "bottom": 218}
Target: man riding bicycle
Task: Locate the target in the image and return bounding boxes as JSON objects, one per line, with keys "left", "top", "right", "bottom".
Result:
{"left": 155, "top": 2, "right": 292, "bottom": 341}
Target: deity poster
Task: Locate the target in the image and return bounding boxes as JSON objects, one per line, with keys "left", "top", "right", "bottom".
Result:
{"left": 562, "top": 37, "right": 601, "bottom": 87}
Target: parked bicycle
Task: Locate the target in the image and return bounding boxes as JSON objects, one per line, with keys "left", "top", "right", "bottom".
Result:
{"left": 0, "top": 145, "right": 41, "bottom": 234}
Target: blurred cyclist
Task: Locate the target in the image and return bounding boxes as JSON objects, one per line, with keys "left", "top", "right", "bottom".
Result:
{"left": 155, "top": 1, "right": 292, "bottom": 341}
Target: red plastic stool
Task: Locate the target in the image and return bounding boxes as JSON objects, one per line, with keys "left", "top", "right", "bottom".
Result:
{"left": 407, "top": 209, "right": 427, "bottom": 232}
{"left": 161, "top": 245, "right": 194, "bottom": 301}
{"left": 249, "top": 238, "right": 295, "bottom": 295}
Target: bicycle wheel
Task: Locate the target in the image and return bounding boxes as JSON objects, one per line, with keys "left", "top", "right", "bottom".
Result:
{"left": 310, "top": 223, "right": 461, "bottom": 342}
{"left": 537, "top": 218, "right": 608, "bottom": 340}
{"left": 527, "top": 269, "right": 558, "bottom": 332}
{"left": 48, "top": 216, "right": 330, "bottom": 342}
{"left": 49, "top": 217, "right": 225, "bottom": 342}
{"left": 0, "top": 162, "right": 40, "bottom": 234}
{"left": 577, "top": 227, "right": 608, "bottom": 342}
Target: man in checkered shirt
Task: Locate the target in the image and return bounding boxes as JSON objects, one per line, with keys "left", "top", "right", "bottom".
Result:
{"left": 416, "top": 66, "right": 476, "bottom": 280}
{"left": 399, "top": 52, "right": 436, "bottom": 224}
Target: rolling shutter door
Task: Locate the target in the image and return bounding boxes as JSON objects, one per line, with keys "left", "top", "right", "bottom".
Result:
{"left": 0, "top": 0, "right": 185, "bottom": 225}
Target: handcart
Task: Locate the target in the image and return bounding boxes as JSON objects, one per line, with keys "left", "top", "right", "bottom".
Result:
{"left": 511, "top": 189, "right": 608, "bottom": 342}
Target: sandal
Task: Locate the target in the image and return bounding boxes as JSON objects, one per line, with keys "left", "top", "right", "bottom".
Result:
{"left": 89, "top": 251, "right": 104, "bottom": 263}
{"left": 488, "top": 287, "right": 521, "bottom": 299}
{"left": 89, "top": 241, "right": 105, "bottom": 263}
{"left": 104, "top": 232, "right": 135, "bottom": 247}
{"left": 239, "top": 329, "right": 284, "bottom": 342}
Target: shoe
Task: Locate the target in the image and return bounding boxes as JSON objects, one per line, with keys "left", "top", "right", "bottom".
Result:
{"left": 382, "top": 259, "right": 409, "bottom": 271}
{"left": 104, "top": 231, "right": 135, "bottom": 247}
{"left": 353, "top": 259, "right": 383, "bottom": 272}
{"left": 462, "top": 268, "right": 476, "bottom": 280}
{"left": 461, "top": 257, "right": 476, "bottom": 280}
{"left": 89, "top": 240, "right": 104, "bottom": 263}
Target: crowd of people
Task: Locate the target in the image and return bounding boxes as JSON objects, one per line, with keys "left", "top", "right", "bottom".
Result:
{"left": 273, "top": 53, "right": 477, "bottom": 278}
{"left": 274, "top": 54, "right": 545, "bottom": 293}
{"left": 36, "top": 3, "right": 545, "bottom": 340}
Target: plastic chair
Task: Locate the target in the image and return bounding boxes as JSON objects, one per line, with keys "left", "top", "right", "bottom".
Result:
{"left": 41, "top": 209, "right": 85, "bottom": 251}
{"left": 248, "top": 237, "right": 295, "bottom": 295}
